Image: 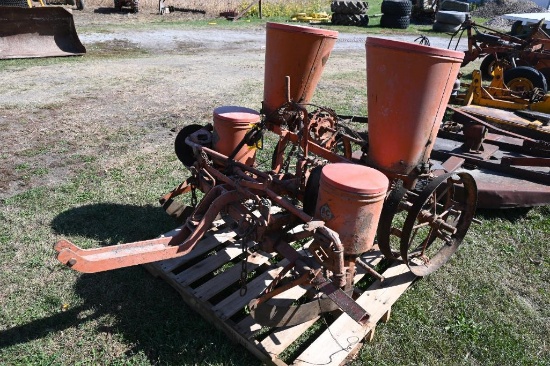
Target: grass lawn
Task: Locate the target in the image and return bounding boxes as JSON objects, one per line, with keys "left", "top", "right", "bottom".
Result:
{"left": 1, "top": 4, "right": 548, "bottom": 366}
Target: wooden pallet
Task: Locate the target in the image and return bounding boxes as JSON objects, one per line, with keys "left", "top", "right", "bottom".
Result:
{"left": 144, "top": 220, "right": 417, "bottom": 366}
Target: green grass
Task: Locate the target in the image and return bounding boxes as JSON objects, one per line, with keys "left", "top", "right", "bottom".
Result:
{"left": 0, "top": 10, "right": 547, "bottom": 366}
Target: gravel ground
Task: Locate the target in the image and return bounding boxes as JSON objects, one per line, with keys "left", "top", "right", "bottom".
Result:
{"left": 473, "top": 0, "right": 549, "bottom": 29}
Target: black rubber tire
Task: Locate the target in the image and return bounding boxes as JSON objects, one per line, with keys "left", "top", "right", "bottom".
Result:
{"left": 76, "top": 0, "right": 84, "bottom": 10}
{"left": 380, "top": 14, "right": 410, "bottom": 29}
{"left": 435, "top": 10, "right": 467, "bottom": 25}
{"left": 331, "top": 13, "right": 346, "bottom": 25}
{"left": 510, "top": 20, "right": 525, "bottom": 36}
{"left": 132, "top": 0, "right": 139, "bottom": 12}
{"left": 331, "top": 1, "right": 368, "bottom": 14}
{"left": 432, "top": 20, "right": 461, "bottom": 33}
{"left": 439, "top": 0, "right": 469, "bottom": 12}
{"left": 175, "top": 124, "right": 204, "bottom": 167}
{"left": 504, "top": 66, "right": 548, "bottom": 93}
{"left": 303, "top": 166, "right": 323, "bottom": 216}
{"left": 381, "top": 0, "right": 412, "bottom": 16}
{"left": 114, "top": 0, "right": 122, "bottom": 10}
{"left": 479, "top": 53, "right": 511, "bottom": 80}
{"left": 331, "top": 13, "right": 369, "bottom": 26}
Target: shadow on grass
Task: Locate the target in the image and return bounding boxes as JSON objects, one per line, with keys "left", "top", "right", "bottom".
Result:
{"left": 476, "top": 207, "right": 534, "bottom": 222}
{"left": 51, "top": 203, "right": 175, "bottom": 245}
{"left": 94, "top": 7, "right": 135, "bottom": 14}
{"left": 1, "top": 203, "right": 259, "bottom": 365}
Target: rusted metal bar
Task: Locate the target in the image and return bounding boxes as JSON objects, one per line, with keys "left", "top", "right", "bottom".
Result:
{"left": 501, "top": 157, "right": 550, "bottom": 167}
{"left": 55, "top": 187, "right": 243, "bottom": 273}
{"left": 356, "top": 257, "right": 385, "bottom": 282}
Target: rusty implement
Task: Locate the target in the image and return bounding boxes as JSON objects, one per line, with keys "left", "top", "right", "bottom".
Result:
{"left": 432, "top": 107, "right": 550, "bottom": 208}
{"left": 0, "top": 7, "right": 86, "bottom": 59}
{"left": 54, "top": 28, "right": 478, "bottom": 342}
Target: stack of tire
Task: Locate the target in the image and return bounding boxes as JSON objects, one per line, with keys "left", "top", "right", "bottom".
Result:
{"left": 114, "top": 0, "right": 139, "bottom": 13}
{"left": 380, "top": 0, "right": 412, "bottom": 30}
{"left": 433, "top": 0, "right": 469, "bottom": 33}
{"left": 331, "top": 1, "right": 369, "bottom": 27}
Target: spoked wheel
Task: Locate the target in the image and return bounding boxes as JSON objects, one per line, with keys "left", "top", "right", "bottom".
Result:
{"left": 399, "top": 172, "right": 477, "bottom": 276}
{"left": 377, "top": 179, "right": 408, "bottom": 261}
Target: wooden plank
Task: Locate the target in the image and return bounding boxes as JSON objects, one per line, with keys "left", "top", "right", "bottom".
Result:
{"left": 250, "top": 249, "right": 386, "bottom": 356}
{"left": 259, "top": 317, "right": 319, "bottom": 358}
{"left": 210, "top": 243, "right": 315, "bottom": 321}
{"left": 193, "top": 250, "right": 274, "bottom": 301}
{"left": 211, "top": 260, "right": 289, "bottom": 320}
{"left": 293, "top": 264, "right": 416, "bottom": 366}
{"left": 159, "top": 272, "right": 274, "bottom": 364}
{"left": 173, "top": 238, "right": 240, "bottom": 286}
{"left": 155, "top": 225, "right": 236, "bottom": 273}
{"left": 235, "top": 313, "right": 262, "bottom": 339}
{"left": 144, "top": 222, "right": 419, "bottom": 366}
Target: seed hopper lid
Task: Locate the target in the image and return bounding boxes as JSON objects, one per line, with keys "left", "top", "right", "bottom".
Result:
{"left": 321, "top": 163, "right": 389, "bottom": 195}
{"left": 365, "top": 36, "right": 464, "bottom": 60}
{"left": 266, "top": 22, "right": 339, "bottom": 38}
{"left": 213, "top": 106, "right": 260, "bottom": 123}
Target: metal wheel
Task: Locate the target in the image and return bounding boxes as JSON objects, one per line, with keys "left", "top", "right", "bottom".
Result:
{"left": 399, "top": 172, "right": 477, "bottom": 276}
{"left": 377, "top": 179, "right": 407, "bottom": 261}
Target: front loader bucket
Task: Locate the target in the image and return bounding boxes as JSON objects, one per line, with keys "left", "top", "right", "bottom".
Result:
{"left": 0, "top": 7, "right": 86, "bottom": 59}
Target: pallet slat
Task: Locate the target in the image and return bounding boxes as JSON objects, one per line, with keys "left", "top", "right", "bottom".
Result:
{"left": 144, "top": 220, "right": 417, "bottom": 366}
{"left": 193, "top": 250, "right": 274, "bottom": 301}
{"left": 293, "top": 264, "right": 415, "bottom": 366}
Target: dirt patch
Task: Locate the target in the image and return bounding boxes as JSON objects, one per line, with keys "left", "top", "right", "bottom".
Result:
{"left": 0, "top": 10, "right": 463, "bottom": 199}
{"left": 0, "top": 13, "right": 266, "bottom": 198}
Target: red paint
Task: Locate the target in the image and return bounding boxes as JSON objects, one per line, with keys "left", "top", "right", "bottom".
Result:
{"left": 316, "top": 163, "right": 389, "bottom": 255}
{"left": 212, "top": 106, "right": 260, "bottom": 166}
{"left": 263, "top": 23, "right": 338, "bottom": 123}
{"left": 365, "top": 37, "right": 464, "bottom": 177}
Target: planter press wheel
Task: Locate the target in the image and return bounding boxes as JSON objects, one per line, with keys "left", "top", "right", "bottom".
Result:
{"left": 399, "top": 172, "right": 477, "bottom": 276}
{"left": 175, "top": 124, "right": 204, "bottom": 168}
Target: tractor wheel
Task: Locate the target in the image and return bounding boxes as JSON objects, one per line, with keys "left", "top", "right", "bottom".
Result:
{"left": 380, "top": 14, "right": 410, "bottom": 29}
{"left": 432, "top": 20, "right": 461, "bottom": 33}
{"left": 435, "top": 10, "right": 467, "bottom": 25}
{"left": 331, "top": 1, "right": 368, "bottom": 14}
{"left": 303, "top": 165, "right": 323, "bottom": 216}
{"left": 479, "top": 53, "right": 511, "bottom": 80}
{"left": 381, "top": 0, "right": 412, "bottom": 16}
{"left": 439, "top": 0, "right": 469, "bottom": 12}
{"left": 76, "top": 0, "right": 85, "bottom": 10}
{"left": 132, "top": 0, "right": 139, "bottom": 12}
{"left": 114, "top": 0, "right": 122, "bottom": 10}
{"left": 331, "top": 13, "right": 345, "bottom": 25}
{"left": 504, "top": 66, "right": 548, "bottom": 93}
{"left": 331, "top": 13, "right": 369, "bottom": 26}
{"left": 399, "top": 172, "right": 477, "bottom": 276}
{"left": 175, "top": 124, "right": 204, "bottom": 167}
